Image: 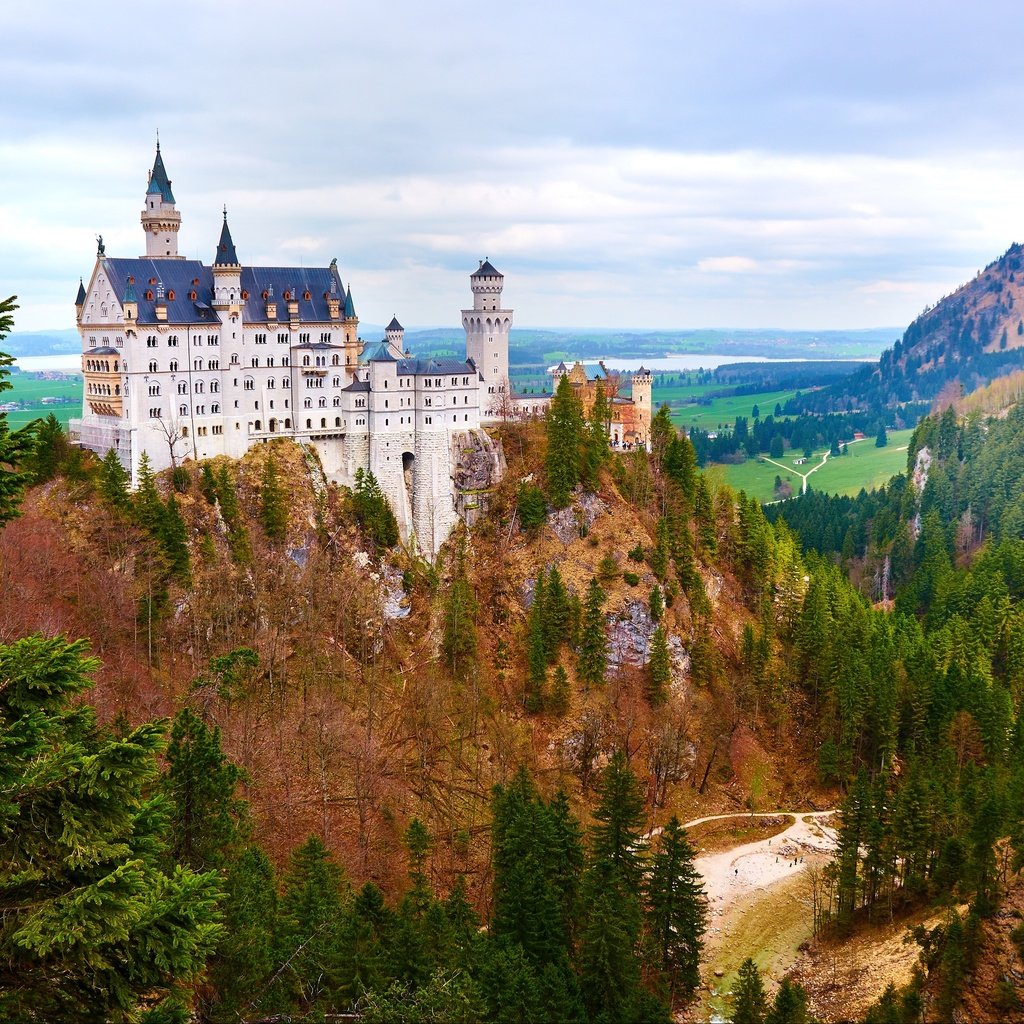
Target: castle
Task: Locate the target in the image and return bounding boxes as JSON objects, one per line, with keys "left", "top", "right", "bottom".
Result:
{"left": 69, "top": 143, "right": 509, "bottom": 555}
{"left": 551, "top": 360, "right": 652, "bottom": 448}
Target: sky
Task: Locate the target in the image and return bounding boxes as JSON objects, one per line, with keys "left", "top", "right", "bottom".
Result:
{"left": 4, "top": 0, "right": 1024, "bottom": 334}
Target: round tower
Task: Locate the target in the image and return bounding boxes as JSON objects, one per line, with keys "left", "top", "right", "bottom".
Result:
{"left": 385, "top": 316, "right": 405, "bottom": 357}
{"left": 212, "top": 208, "right": 242, "bottom": 313}
{"left": 140, "top": 141, "right": 183, "bottom": 259}
{"left": 462, "top": 259, "right": 512, "bottom": 413}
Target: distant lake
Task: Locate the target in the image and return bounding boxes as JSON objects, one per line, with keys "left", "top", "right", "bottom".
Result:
{"left": 554, "top": 354, "right": 874, "bottom": 372}
{"left": 13, "top": 355, "right": 82, "bottom": 373}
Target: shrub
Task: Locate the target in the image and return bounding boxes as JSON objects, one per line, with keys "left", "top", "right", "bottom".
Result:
{"left": 627, "top": 544, "right": 646, "bottom": 562}
{"left": 623, "top": 571, "right": 640, "bottom": 586}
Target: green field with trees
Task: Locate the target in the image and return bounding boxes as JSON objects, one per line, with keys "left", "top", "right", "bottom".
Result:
{"left": 2, "top": 372, "right": 81, "bottom": 429}
{"left": 718, "top": 428, "right": 915, "bottom": 503}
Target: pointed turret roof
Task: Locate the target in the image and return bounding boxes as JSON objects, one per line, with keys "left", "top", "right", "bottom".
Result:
{"left": 344, "top": 284, "right": 356, "bottom": 318}
{"left": 368, "top": 340, "right": 396, "bottom": 362}
{"left": 75, "top": 278, "right": 86, "bottom": 306}
{"left": 386, "top": 316, "right": 403, "bottom": 331}
{"left": 214, "top": 209, "right": 239, "bottom": 266}
{"left": 146, "top": 141, "right": 175, "bottom": 204}
{"left": 471, "top": 258, "right": 502, "bottom": 278}
{"left": 123, "top": 276, "right": 138, "bottom": 303}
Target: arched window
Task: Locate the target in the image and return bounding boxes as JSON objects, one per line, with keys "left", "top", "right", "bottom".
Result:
{"left": 335, "top": 417, "right": 341, "bottom": 427}
{"left": 302, "top": 355, "right": 311, "bottom": 366}
{"left": 211, "top": 403, "right": 220, "bottom": 413}
{"left": 321, "top": 418, "right": 326, "bottom": 428}
{"left": 267, "top": 378, "right": 275, "bottom": 388}
{"left": 177, "top": 381, "right": 187, "bottom": 395}
{"left": 333, "top": 396, "right": 341, "bottom": 407}
{"left": 179, "top": 404, "right": 188, "bottom": 416}
{"left": 195, "top": 381, "right": 204, "bottom": 394}
{"left": 305, "top": 419, "right": 311, "bottom": 429}
{"left": 210, "top": 381, "right": 219, "bottom": 393}
{"left": 318, "top": 397, "right": 326, "bottom": 408}
{"left": 304, "top": 398, "right": 312, "bottom": 408}
{"left": 332, "top": 354, "right": 340, "bottom": 366}
{"left": 148, "top": 360, "right": 158, "bottom": 372}
{"left": 169, "top": 359, "right": 178, "bottom": 372}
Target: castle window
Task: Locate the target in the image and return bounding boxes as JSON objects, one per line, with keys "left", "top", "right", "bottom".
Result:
{"left": 252, "top": 357, "right": 260, "bottom": 368}
{"left": 318, "top": 397, "right": 326, "bottom": 408}
{"left": 332, "top": 376, "right": 340, "bottom": 387}
{"left": 385, "top": 418, "right": 388, "bottom": 426}
{"left": 303, "top": 355, "right": 310, "bottom": 366}
{"left": 169, "top": 359, "right": 178, "bottom": 372}
{"left": 306, "top": 419, "right": 311, "bottom": 429}
{"left": 208, "top": 334, "right": 218, "bottom": 346}
{"left": 150, "top": 407, "right": 161, "bottom": 418}
{"left": 179, "top": 404, "right": 188, "bottom": 416}
{"left": 304, "top": 398, "right": 312, "bottom": 409}
{"left": 148, "top": 360, "right": 158, "bottom": 372}
{"left": 463, "top": 377, "right": 469, "bottom": 385}
{"left": 243, "top": 378, "right": 255, "bottom": 391}
{"left": 168, "top": 335, "right": 178, "bottom": 347}
{"left": 209, "top": 358, "right": 219, "bottom": 369}
{"left": 196, "top": 406, "right": 205, "bottom": 416}
{"left": 332, "top": 354, "right": 339, "bottom": 365}
{"left": 435, "top": 379, "right": 441, "bottom": 387}
{"left": 282, "top": 356, "right": 289, "bottom": 366}
{"left": 425, "top": 378, "right": 431, "bottom": 388}
{"left": 195, "top": 381, "right": 204, "bottom": 394}
{"left": 194, "top": 359, "right": 204, "bottom": 371}
{"left": 146, "top": 336, "right": 158, "bottom": 348}
{"left": 210, "top": 380, "right": 220, "bottom": 394}
{"left": 149, "top": 384, "right": 161, "bottom": 397}
{"left": 283, "top": 377, "right": 290, "bottom": 388}
{"left": 278, "top": 333, "right": 288, "bottom": 344}
{"left": 230, "top": 354, "right": 239, "bottom": 365}
{"left": 384, "top": 399, "right": 388, "bottom": 409}
{"left": 299, "top": 333, "right": 310, "bottom": 344}
{"left": 212, "top": 424, "right": 223, "bottom": 434}
{"left": 322, "top": 332, "right": 331, "bottom": 343}
{"left": 177, "top": 382, "right": 187, "bottom": 395}
{"left": 255, "top": 333, "right": 267, "bottom": 344}
{"left": 212, "top": 403, "right": 220, "bottom": 414}
{"left": 267, "top": 356, "right": 275, "bottom": 367}
{"left": 320, "top": 417, "right": 326, "bottom": 427}
{"left": 267, "top": 378, "right": 275, "bottom": 389}
{"left": 426, "top": 416, "right": 431, "bottom": 424}
{"left": 425, "top": 397, "right": 431, "bottom": 407}
{"left": 333, "top": 397, "right": 340, "bottom": 407}
{"left": 335, "top": 417, "right": 341, "bottom": 427}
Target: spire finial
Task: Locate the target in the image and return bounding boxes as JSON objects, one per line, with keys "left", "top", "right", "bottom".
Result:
{"left": 223, "top": 204, "right": 227, "bottom": 221}
{"left": 156, "top": 129, "right": 160, "bottom": 151}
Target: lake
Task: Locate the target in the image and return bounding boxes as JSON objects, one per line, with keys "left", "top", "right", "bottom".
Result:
{"left": 13, "top": 355, "right": 82, "bottom": 374}
{"left": 550, "top": 354, "right": 873, "bottom": 373}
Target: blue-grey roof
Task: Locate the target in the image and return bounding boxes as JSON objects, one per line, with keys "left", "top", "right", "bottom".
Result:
{"left": 343, "top": 378, "right": 370, "bottom": 392}
{"left": 471, "top": 259, "right": 502, "bottom": 278}
{"left": 87, "top": 346, "right": 119, "bottom": 355}
{"left": 386, "top": 316, "right": 403, "bottom": 331}
{"left": 214, "top": 213, "right": 239, "bottom": 265}
{"left": 344, "top": 284, "right": 356, "bottom": 318}
{"left": 75, "top": 279, "right": 86, "bottom": 305}
{"left": 147, "top": 144, "right": 175, "bottom": 203}
{"left": 367, "top": 341, "right": 396, "bottom": 362}
{"left": 123, "top": 276, "right": 137, "bottom": 303}
{"left": 395, "top": 356, "right": 476, "bottom": 375}
{"left": 100, "top": 258, "right": 349, "bottom": 326}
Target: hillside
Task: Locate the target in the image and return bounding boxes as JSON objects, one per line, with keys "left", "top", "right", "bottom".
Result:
{"left": 804, "top": 242, "right": 1024, "bottom": 413}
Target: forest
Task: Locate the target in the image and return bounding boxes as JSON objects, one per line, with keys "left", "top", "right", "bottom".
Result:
{"left": 2, "top": 292, "right": 1024, "bottom": 1022}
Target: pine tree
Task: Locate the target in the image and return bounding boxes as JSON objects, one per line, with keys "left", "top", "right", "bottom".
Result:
{"left": 549, "top": 664, "right": 571, "bottom": 715}
{"left": 277, "top": 835, "right": 348, "bottom": 1010}
{"left": 215, "top": 463, "right": 252, "bottom": 563}
{"left": 99, "top": 447, "right": 131, "bottom": 508}
{"left": 134, "top": 451, "right": 165, "bottom": 534}
{"left": 353, "top": 468, "right": 399, "bottom": 549}
{"left": 260, "top": 448, "right": 288, "bottom": 542}
{"left": 545, "top": 375, "right": 584, "bottom": 508}
{"left": 160, "top": 492, "right": 191, "bottom": 582}
{"left": 442, "top": 547, "right": 478, "bottom": 675}
{"left": 0, "top": 635, "right": 223, "bottom": 1021}
{"left": 583, "top": 381, "right": 611, "bottom": 486}
{"left": 26, "top": 412, "right": 69, "bottom": 484}
{"left": 694, "top": 473, "right": 717, "bottom": 557}
{"left": 876, "top": 423, "right": 889, "bottom": 448}
{"left": 644, "top": 817, "right": 706, "bottom": 1000}
{"left": 650, "top": 584, "right": 664, "bottom": 623}
{"left": 580, "top": 751, "right": 648, "bottom": 1019}
{"left": 577, "top": 577, "right": 608, "bottom": 688}
{"left": 544, "top": 565, "right": 570, "bottom": 661}
{"left": 765, "top": 978, "right": 809, "bottom": 1024}
{"left": 732, "top": 958, "right": 767, "bottom": 1024}
{"left": 163, "top": 706, "right": 248, "bottom": 872}
{"left": 526, "top": 573, "right": 548, "bottom": 712}
{"left": 650, "top": 404, "right": 675, "bottom": 469}
{"left": 208, "top": 846, "right": 280, "bottom": 1022}
{"left": 0, "top": 296, "right": 35, "bottom": 527}
{"left": 647, "top": 626, "right": 672, "bottom": 706}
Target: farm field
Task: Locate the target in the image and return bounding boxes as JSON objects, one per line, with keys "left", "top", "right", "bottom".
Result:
{"left": 2, "top": 372, "right": 82, "bottom": 430}
{"left": 717, "top": 428, "right": 916, "bottom": 504}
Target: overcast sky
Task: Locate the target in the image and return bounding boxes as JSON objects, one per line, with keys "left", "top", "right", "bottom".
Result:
{"left": 4, "top": 0, "right": 1024, "bottom": 333}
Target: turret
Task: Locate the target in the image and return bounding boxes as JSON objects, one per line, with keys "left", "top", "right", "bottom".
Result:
{"left": 385, "top": 316, "right": 405, "bottom": 357}
{"left": 140, "top": 140, "right": 183, "bottom": 259}
{"left": 75, "top": 278, "right": 86, "bottom": 322}
{"left": 342, "top": 283, "right": 361, "bottom": 370}
{"left": 631, "top": 366, "right": 653, "bottom": 448}
{"left": 123, "top": 276, "right": 138, "bottom": 324}
{"left": 212, "top": 208, "right": 242, "bottom": 314}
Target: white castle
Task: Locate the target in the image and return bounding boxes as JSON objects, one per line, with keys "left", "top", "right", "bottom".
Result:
{"left": 69, "top": 143, "right": 511, "bottom": 555}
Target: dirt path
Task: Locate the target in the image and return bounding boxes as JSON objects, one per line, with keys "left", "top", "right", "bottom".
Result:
{"left": 679, "top": 810, "right": 839, "bottom": 1022}
{"left": 763, "top": 436, "right": 872, "bottom": 495}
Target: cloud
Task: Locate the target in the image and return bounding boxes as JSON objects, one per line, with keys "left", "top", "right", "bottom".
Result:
{"left": 697, "top": 257, "right": 760, "bottom": 274}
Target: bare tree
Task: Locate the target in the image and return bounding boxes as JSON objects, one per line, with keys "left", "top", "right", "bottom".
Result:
{"left": 488, "top": 377, "right": 518, "bottom": 423}
{"left": 155, "top": 412, "right": 189, "bottom": 469}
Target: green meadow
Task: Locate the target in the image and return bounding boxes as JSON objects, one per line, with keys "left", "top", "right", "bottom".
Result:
{"left": 716, "top": 428, "right": 916, "bottom": 504}
{"left": 2, "top": 373, "right": 82, "bottom": 430}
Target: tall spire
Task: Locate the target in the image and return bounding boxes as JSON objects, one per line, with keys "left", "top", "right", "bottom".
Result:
{"left": 344, "top": 283, "right": 356, "bottom": 319}
{"left": 214, "top": 207, "right": 239, "bottom": 265}
{"left": 146, "top": 140, "right": 175, "bottom": 204}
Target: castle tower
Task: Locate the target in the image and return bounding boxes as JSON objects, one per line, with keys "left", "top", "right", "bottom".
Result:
{"left": 462, "top": 259, "right": 512, "bottom": 413}
{"left": 211, "top": 209, "right": 242, "bottom": 315}
{"left": 385, "top": 316, "right": 405, "bottom": 356}
{"left": 632, "top": 366, "right": 653, "bottom": 447}
{"left": 140, "top": 141, "right": 183, "bottom": 259}
{"left": 342, "top": 283, "right": 361, "bottom": 372}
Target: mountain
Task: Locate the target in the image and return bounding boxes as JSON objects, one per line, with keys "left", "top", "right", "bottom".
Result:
{"left": 803, "top": 243, "right": 1024, "bottom": 412}
{"left": 4, "top": 328, "right": 80, "bottom": 356}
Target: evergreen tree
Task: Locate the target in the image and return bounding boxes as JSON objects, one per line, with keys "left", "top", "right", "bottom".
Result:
{"left": 549, "top": 664, "right": 571, "bottom": 715}
{"left": 517, "top": 481, "right": 547, "bottom": 533}
{"left": 260, "top": 448, "right": 288, "bottom": 542}
{"left": 277, "top": 835, "right": 348, "bottom": 1010}
{"left": 644, "top": 817, "right": 706, "bottom": 1000}
{"left": 876, "top": 423, "right": 889, "bottom": 448}
{"left": 0, "top": 635, "right": 223, "bottom": 1021}
{"left": 577, "top": 577, "right": 608, "bottom": 688}
{"left": 584, "top": 381, "right": 611, "bottom": 486}
{"left": 650, "top": 584, "right": 664, "bottom": 623}
{"left": 647, "top": 626, "right": 672, "bottom": 706}
{"left": 526, "top": 573, "right": 548, "bottom": 712}
{"left": 0, "top": 296, "right": 35, "bottom": 527}
{"left": 580, "top": 752, "right": 648, "bottom": 1019}
{"left": 694, "top": 474, "right": 717, "bottom": 557}
{"left": 544, "top": 566, "right": 570, "bottom": 661}
{"left": 208, "top": 846, "right": 280, "bottom": 1022}
{"left": 99, "top": 447, "right": 131, "bottom": 508}
{"left": 732, "top": 958, "right": 767, "bottom": 1024}
{"left": 160, "top": 492, "right": 191, "bottom": 582}
{"left": 545, "top": 375, "right": 584, "bottom": 508}
{"left": 353, "top": 468, "right": 399, "bottom": 549}
{"left": 442, "top": 547, "right": 478, "bottom": 675}
{"left": 134, "top": 451, "right": 165, "bottom": 534}
{"left": 215, "top": 463, "right": 252, "bottom": 563}
{"left": 765, "top": 978, "right": 809, "bottom": 1024}
{"left": 650, "top": 404, "right": 675, "bottom": 469}
{"left": 163, "top": 706, "right": 247, "bottom": 872}
{"left": 26, "top": 413, "right": 70, "bottom": 484}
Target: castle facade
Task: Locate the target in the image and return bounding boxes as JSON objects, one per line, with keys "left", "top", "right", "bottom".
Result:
{"left": 69, "top": 144, "right": 508, "bottom": 554}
